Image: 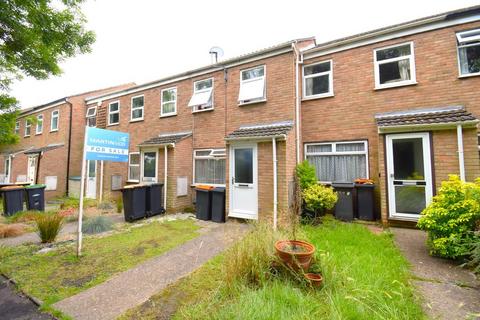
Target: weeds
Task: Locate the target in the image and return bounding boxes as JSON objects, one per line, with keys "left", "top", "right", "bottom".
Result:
{"left": 0, "top": 223, "right": 27, "bottom": 238}
{"left": 6, "top": 211, "right": 41, "bottom": 223}
{"left": 36, "top": 213, "right": 64, "bottom": 243}
{"left": 116, "top": 198, "right": 123, "bottom": 214}
{"left": 82, "top": 216, "right": 113, "bottom": 234}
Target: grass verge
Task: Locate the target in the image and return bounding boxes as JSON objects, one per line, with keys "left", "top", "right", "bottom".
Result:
{"left": 0, "top": 219, "right": 200, "bottom": 308}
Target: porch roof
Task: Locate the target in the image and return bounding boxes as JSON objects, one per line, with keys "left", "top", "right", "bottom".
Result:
{"left": 138, "top": 131, "right": 192, "bottom": 147}
{"left": 375, "top": 106, "right": 478, "bottom": 131}
{"left": 24, "top": 143, "right": 64, "bottom": 155}
{"left": 225, "top": 120, "right": 294, "bottom": 141}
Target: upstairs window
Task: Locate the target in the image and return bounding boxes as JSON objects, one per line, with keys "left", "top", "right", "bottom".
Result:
{"left": 51, "top": 110, "right": 59, "bottom": 131}
{"left": 36, "top": 115, "right": 43, "bottom": 134}
{"left": 14, "top": 121, "right": 19, "bottom": 135}
{"left": 24, "top": 119, "right": 31, "bottom": 137}
{"left": 108, "top": 101, "right": 120, "bottom": 125}
{"left": 188, "top": 78, "right": 213, "bottom": 112}
{"left": 305, "top": 141, "right": 368, "bottom": 183}
{"left": 131, "top": 95, "right": 144, "bottom": 121}
{"left": 457, "top": 28, "right": 480, "bottom": 76}
{"left": 86, "top": 106, "right": 97, "bottom": 127}
{"left": 374, "top": 42, "right": 416, "bottom": 89}
{"left": 239, "top": 65, "right": 266, "bottom": 104}
{"left": 303, "top": 60, "right": 333, "bottom": 98}
{"left": 194, "top": 149, "right": 226, "bottom": 185}
{"left": 161, "top": 87, "right": 177, "bottom": 117}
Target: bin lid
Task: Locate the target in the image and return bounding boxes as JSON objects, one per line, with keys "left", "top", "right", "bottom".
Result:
{"left": 25, "top": 184, "right": 46, "bottom": 189}
{"left": 196, "top": 185, "right": 214, "bottom": 191}
{"left": 355, "top": 183, "right": 375, "bottom": 188}
{"left": 1, "top": 185, "right": 24, "bottom": 191}
{"left": 332, "top": 182, "right": 355, "bottom": 188}
{"left": 212, "top": 187, "right": 226, "bottom": 192}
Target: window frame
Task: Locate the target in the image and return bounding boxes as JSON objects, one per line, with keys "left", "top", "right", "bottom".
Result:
{"left": 304, "top": 140, "right": 369, "bottom": 183}
{"left": 160, "top": 87, "right": 177, "bottom": 117}
{"left": 373, "top": 41, "right": 416, "bottom": 90}
{"left": 239, "top": 65, "right": 267, "bottom": 105}
{"left": 35, "top": 114, "right": 43, "bottom": 135}
{"left": 456, "top": 28, "right": 480, "bottom": 78}
{"left": 14, "top": 121, "right": 20, "bottom": 135}
{"left": 50, "top": 110, "right": 59, "bottom": 132}
{"left": 108, "top": 101, "right": 120, "bottom": 126}
{"left": 140, "top": 149, "right": 158, "bottom": 183}
{"left": 24, "top": 119, "right": 31, "bottom": 137}
{"left": 193, "top": 148, "right": 226, "bottom": 186}
{"left": 130, "top": 95, "right": 145, "bottom": 122}
{"left": 190, "top": 78, "right": 214, "bottom": 113}
{"left": 302, "top": 60, "right": 334, "bottom": 99}
{"left": 127, "top": 152, "right": 140, "bottom": 183}
{"left": 86, "top": 106, "right": 97, "bottom": 127}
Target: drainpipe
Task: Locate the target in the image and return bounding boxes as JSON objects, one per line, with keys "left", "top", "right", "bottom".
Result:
{"left": 457, "top": 124, "right": 466, "bottom": 181}
{"left": 7, "top": 155, "right": 12, "bottom": 183}
{"left": 292, "top": 43, "right": 303, "bottom": 164}
{"left": 35, "top": 152, "right": 42, "bottom": 184}
{"left": 65, "top": 99, "right": 73, "bottom": 196}
{"left": 164, "top": 145, "right": 168, "bottom": 210}
{"left": 272, "top": 137, "right": 278, "bottom": 230}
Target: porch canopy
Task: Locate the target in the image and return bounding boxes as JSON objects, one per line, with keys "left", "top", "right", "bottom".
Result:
{"left": 24, "top": 143, "right": 64, "bottom": 155}
{"left": 138, "top": 131, "right": 192, "bottom": 147}
{"left": 225, "top": 120, "right": 293, "bottom": 141}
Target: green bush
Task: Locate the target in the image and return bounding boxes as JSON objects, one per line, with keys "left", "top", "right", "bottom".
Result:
{"left": 82, "top": 216, "right": 113, "bottom": 234}
{"left": 115, "top": 198, "right": 123, "bottom": 214}
{"left": 417, "top": 175, "right": 480, "bottom": 258}
{"left": 461, "top": 232, "right": 480, "bottom": 274}
{"left": 303, "top": 184, "right": 337, "bottom": 216}
{"left": 295, "top": 160, "right": 317, "bottom": 190}
{"left": 36, "top": 213, "right": 64, "bottom": 243}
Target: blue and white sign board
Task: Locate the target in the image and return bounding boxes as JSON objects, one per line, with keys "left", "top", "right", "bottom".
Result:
{"left": 85, "top": 127, "right": 129, "bottom": 162}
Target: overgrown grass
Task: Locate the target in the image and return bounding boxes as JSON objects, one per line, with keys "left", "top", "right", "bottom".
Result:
{"left": 122, "top": 219, "right": 425, "bottom": 320}
{"left": 0, "top": 223, "right": 27, "bottom": 238}
{"left": 0, "top": 219, "right": 200, "bottom": 307}
{"left": 82, "top": 216, "right": 113, "bottom": 234}
{"left": 36, "top": 213, "right": 64, "bottom": 243}
{"left": 58, "top": 197, "right": 97, "bottom": 209}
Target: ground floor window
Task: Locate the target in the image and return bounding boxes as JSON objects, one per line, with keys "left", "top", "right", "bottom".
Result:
{"left": 194, "top": 149, "right": 226, "bottom": 185}
{"left": 305, "top": 141, "right": 368, "bottom": 182}
{"left": 142, "top": 151, "right": 157, "bottom": 182}
{"left": 128, "top": 152, "right": 140, "bottom": 182}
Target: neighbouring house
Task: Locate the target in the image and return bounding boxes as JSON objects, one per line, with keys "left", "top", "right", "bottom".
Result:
{"left": 0, "top": 84, "right": 135, "bottom": 199}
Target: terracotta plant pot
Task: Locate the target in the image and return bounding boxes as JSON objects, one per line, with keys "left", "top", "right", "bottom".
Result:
{"left": 274, "top": 240, "right": 315, "bottom": 271}
{"left": 304, "top": 273, "right": 323, "bottom": 287}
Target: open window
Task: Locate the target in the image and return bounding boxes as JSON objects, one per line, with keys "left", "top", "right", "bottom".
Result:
{"left": 194, "top": 149, "right": 226, "bottom": 185}
{"left": 457, "top": 28, "right": 480, "bottom": 76}
{"left": 374, "top": 42, "right": 416, "bottom": 89}
{"left": 86, "top": 106, "right": 97, "bottom": 127}
{"left": 239, "top": 65, "right": 266, "bottom": 104}
{"left": 188, "top": 78, "right": 213, "bottom": 112}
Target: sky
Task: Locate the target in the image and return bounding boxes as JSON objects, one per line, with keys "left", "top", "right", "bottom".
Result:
{"left": 10, "top": 0, "right": 480, "bottom": 108}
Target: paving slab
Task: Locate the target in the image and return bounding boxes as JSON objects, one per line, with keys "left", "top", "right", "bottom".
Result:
{"left": 53, "top": 220, "right": 248, "bottom": 320}
{"left": 392, "top": 227, "right": 480, "bottom": 320}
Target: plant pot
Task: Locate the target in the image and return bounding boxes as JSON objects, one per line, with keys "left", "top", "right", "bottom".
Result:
{"left": 304, "top": 273, "right": 323, "bottom": 287}
{"left": 274, "top": 240, "right": 315, "bottom": 271}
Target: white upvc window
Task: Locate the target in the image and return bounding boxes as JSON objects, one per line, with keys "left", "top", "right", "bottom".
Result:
{"left": 131, "top": 95, "right": 144, "bottom": 121}
{"left": 24, "top": 119, "right": 31, "bottom": 137}
{"left": 141, "top": 150, "right": 157, "bottom": 183}
{"left": 239, "top": 65, "right": 266, "bottom": 104}
{"left": 128, "top": 152, "right": 140, "bottom": 182}
{"left": 193, "top": 149, "right": 226, "bottom": 186}
{"left": 457, "top": 28, "right": 480, "bottom": 77}
{"left": 305, "top": 141, "right": 369, "bottom": 183}
{"left": 303, "top": 60, "right": 333, "bottom": 98}
{"left": 188, "top": 78, "right": 213, "bottom": 112}
{"left": 50, "top": 110, "right": 59, "bottom": 132}
{"left": 161, "top": 87, "right": 177, "bottom": 117}
{"left": 36, "top": 114, "right": 43, "bottom": 134}
{"left": 4, "top": 157, "right": 10, "bottom": 183}
{"left": 108, "top": 101, "right": 120, "bottom": 125}
{"left": 374, "top": 42, "right": 416, "bottom": 89}
{"left": 14, "top": 121, "right": 20, "bottom": 135}
{"left": 86, "top": 106, "right": 97, "bottom": 127}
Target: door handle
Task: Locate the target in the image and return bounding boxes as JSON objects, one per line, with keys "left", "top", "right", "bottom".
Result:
{"left": 231, "top": 176, "right": 235, "bottom": 184}
{"left": 389, "top": 173, "right": 394, "bottom": 178}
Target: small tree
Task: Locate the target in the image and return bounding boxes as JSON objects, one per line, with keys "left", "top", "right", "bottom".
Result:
{"left": 295, "top": 160, "right": 317, "bottom": 190}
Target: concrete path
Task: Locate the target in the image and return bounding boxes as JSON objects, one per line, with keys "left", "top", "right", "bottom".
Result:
{"left": 392, "top": 228, "right": 480, "bottom": 320}
{"left": 53, "top": 220, "right": 248, "bottom": 320}
{"left": 0, "top": 214, "right": 125, "bottom": 247}
{"left": 0, "top": 276, "right": 53, "bottom": 320}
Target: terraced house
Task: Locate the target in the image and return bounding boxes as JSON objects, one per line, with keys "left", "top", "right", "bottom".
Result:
{"left": 2, "top": 5, "right": 480, "bottom": 227}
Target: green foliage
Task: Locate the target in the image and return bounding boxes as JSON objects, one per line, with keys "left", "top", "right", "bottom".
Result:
{"left": 59, "top": 197, "right": 96, "bottom": 209}
{"left": 302, "top": 184, "right": 338, "bottom": 216}
{"left": 0, "top": 0, "right": 95, "bottom": 147}
{"left": 295, "top": 160, "right": 317, "bottom": 190}
{"left": 417, "top": 175, "right": 480, "bottom": 259}
{"left": 7, "top": 210, "right": 42, "bottom": 223}
{"left": 82, "top": 216, "right": 113, "bottom": 234}
{"left": 115, "top": 198, "right": 123, "bottom": 214}
{"left": 461, "top": 232, "right": 480, "bottom": 274}
{"left": 97, "top": 202, "right": 113, "bottom": 210}
{"left": 35, "top": 213, "right": 64, "bottom": 243}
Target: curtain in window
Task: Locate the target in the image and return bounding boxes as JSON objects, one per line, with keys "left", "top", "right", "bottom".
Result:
{"left": 458, "top": 47, "right": 470, "bottom": 74}
{"left": 307, "top": 154, "right": 367, "bottom": 182}
{"left": 195, "top": 159, "right": 225, "bottom": 184}
{"left": 398, "top": 59, "right": 410, "bottom": 81}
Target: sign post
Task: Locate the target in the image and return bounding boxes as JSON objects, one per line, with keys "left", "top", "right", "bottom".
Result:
{"left": 77, "top": 126, "right": 129, "bottom": 257}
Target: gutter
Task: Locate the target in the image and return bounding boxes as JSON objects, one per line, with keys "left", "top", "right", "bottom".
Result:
{"left": 377, "top": 120, "right": 479, "bottom": 133}
{"left": 65, "top": 99, "right": 73, "bottom": 196}
{"left": 225, "top": 134, "right": 288, "bottom": 142}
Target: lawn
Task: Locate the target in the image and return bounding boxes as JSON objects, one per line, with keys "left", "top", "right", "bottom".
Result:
{"left": 0, "top": 219, "right": 200, "bottom": 308}
{"left": 121, "top": 219, "right": 425, "bottom": 320}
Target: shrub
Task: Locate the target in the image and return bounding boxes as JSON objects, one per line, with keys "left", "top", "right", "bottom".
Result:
{"left": 0, "top": 223, "right": 26, "bottom": 238}
{"left": 461, "top": 232, "right": 480, "bottom": 274}
{"left": 295, "top": 160, "right": 317, "bottom": 191}
{"left": 97, "top": 202, "right": 113, "bottom": 210}
{"left": 115, "top": 198, "right": 123, "bottom": 214}
{"left": 7, "top": 211, "right": 41, "bottom": 223}
{"left": 417, "top": 175, "right": 480, "bottom": 258}
{"left": 82, "top": 216, "right": 113, "bottom": 234}
{"left": 36, "top": 213, "right": 64, "bottom": 243}
{"left": 302, "top": 184, "right": 338, "bottom": 216}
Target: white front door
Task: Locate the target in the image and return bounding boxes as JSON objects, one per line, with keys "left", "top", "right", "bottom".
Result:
{"left": 229, "top": 143, "right": 258, "bottom": 220}
{"left": 386, "top": 132, "right": 433, "bottom": 221}
{"left": 27, "top": 156, "right": 37, "bottom": 184}
{"left": 86, "top": 160, "right": 97, "bottom": 199}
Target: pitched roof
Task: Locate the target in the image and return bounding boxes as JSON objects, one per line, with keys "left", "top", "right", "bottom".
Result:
{"left": 225, "top": 121, "right": 294, "bottom": 140}
{"left": 375, "top": 106, "right": 478, "bottom": 127}
{"left": 138, "top": 131, "right": 192, "bottom": 146}
{"left": 24, "top": 143, "right": 64, "bottom": 155}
